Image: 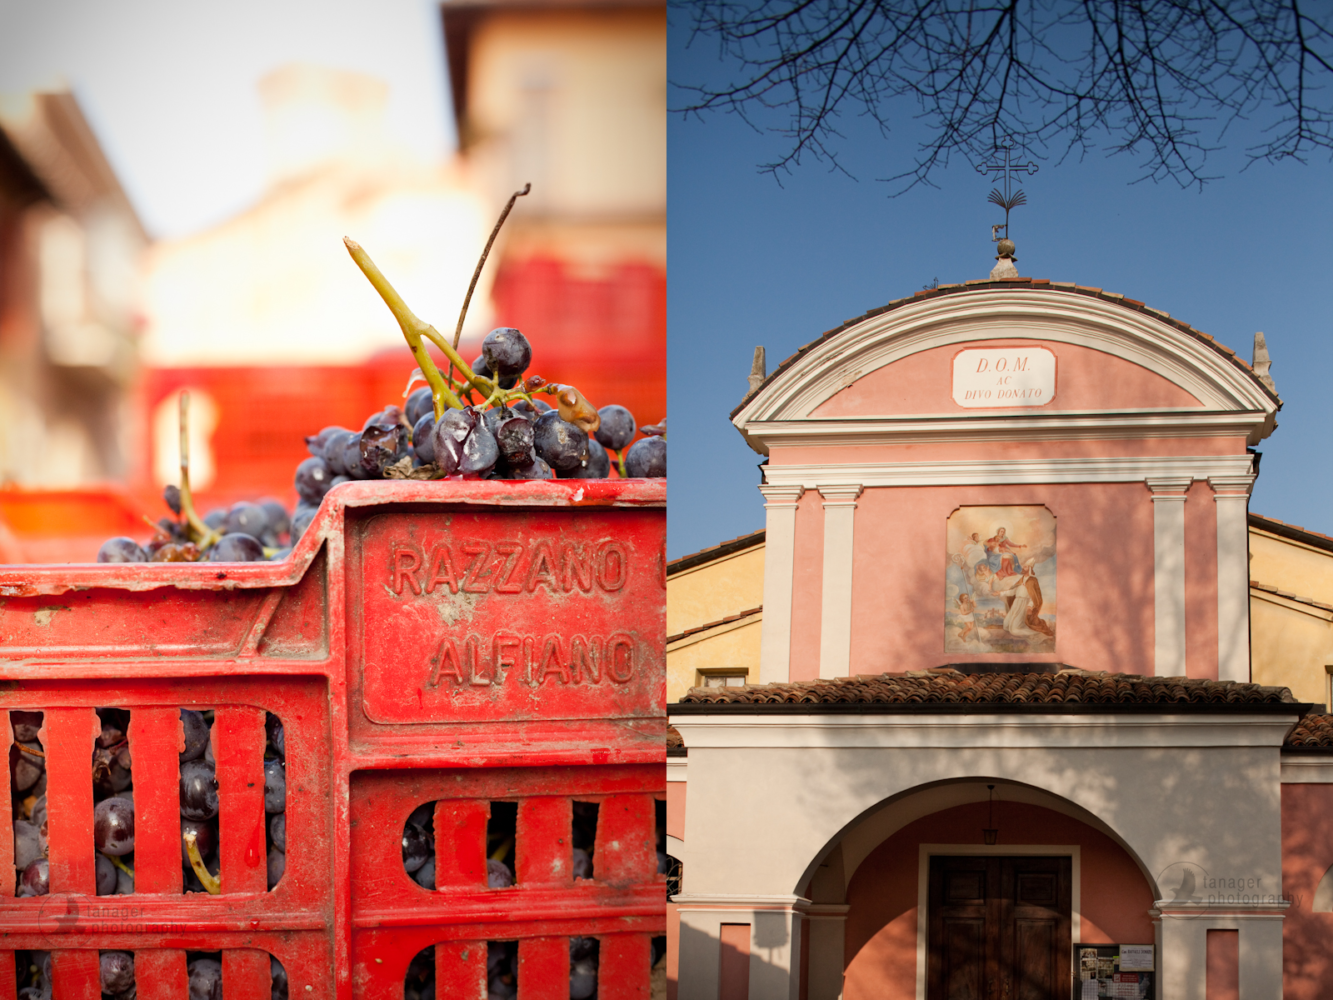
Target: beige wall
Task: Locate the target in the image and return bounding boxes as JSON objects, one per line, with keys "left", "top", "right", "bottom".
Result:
{"left": 1250, "top": 524, "right": 1333, "bottom": 707}
{"left": 666, "top": 541, "right": 764, "bottom": 700}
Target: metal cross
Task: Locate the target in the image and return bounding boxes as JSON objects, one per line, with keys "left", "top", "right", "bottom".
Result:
{"left": 977, "top": 143, "right": 1038, "bottom": 241}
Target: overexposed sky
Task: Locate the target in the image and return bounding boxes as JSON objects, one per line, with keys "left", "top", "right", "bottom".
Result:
{"left": 0, "top": 0, "right": 455, "bottom": 238}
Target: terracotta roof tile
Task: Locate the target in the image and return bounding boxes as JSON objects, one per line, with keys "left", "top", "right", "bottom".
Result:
{"left": 667, "top": 725, "right": 685, "bottom": 751}
{"left": 1249, "top": 512, "right": 1333, "bottom": 554}
{"left": 667, "top": 529, "right": 765, "bottom": 576}
{"left": 667, "top": 606, "right": 763, "bottom": 644}
{"left": 676, "top": 669, "right": 1300, "bottom": 710}
{"left": 731, "top": 281, "right": 1282, "bottom": 420}
{"left": 1286, "top": 714, "right": 1333, "bottom": 749}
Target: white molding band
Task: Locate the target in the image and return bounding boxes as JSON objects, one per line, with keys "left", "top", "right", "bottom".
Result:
{"left": 759, "top": 485, "right": 804, "bottom": 685}
{"left": 761, "top": 454, "right": 1254, "bottom": 490}
{"left": 744, "top": 409, "right": 1267, "bottom": 451}
{"left": 818, "top": 485, "right": 862, "bottom": 679}
{"left": 1279, "top": 756, "right": 1333, "bottom": 783}
{"left": 667, "top": 712, "right": 1302, "bottom": 750}
{"left": 1148, "top": 478, "right": 1191, "bottom": 677}
{"left": 1211, "top": 475, "right": 1256, "bottom": 683}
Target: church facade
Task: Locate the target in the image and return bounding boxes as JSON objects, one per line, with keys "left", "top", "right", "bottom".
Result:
{"left": 667, "top": 263, "right": 1333, "bottom": 999}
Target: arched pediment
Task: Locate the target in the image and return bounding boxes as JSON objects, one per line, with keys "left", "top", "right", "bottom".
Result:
{"left": 734, "top": 286, "right": 1279, "bottom": 449}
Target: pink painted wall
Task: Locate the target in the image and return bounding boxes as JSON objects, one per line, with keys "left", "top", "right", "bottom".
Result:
{"left": 667, "top": 781, "right": 686, "bottom": 841}
{"left": 789, "top": 491, "right": 824, "bottom": 682}
{"left": 1184, "top": 480, "right": 1220, "bottom": 680}
{"left": 1282, "top": 783, "right": 1333, "bottom": 998}
{"left": 1206, "top": 930, "right": 1240, "bottom": 1000}
{"left": 839, "top": 801, "right": 1155, "bottom": 1000}
{"left": 806, "top": 483, "right": 1158, "bottom": 674}
{"left": 813, "top": 339, "right": 1203, "bottom": 417}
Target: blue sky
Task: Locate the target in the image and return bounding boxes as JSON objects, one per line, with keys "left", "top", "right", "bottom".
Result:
{"left": 667, "top": 14, "right": 1333, "bottom": 559}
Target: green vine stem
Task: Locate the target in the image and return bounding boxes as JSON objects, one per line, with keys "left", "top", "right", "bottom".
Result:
{"left": 177, "top": 393, "right": 220, "bottom": 550}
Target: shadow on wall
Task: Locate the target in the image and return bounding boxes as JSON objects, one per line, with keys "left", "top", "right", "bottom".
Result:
{"left": 677, "top": 913, "right": 792, "bottom": 1000}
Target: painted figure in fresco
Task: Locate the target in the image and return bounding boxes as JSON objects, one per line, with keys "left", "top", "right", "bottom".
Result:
{"left": 961, "top": 532, "right": 989, "bottom": 582}
{"left": 973, "top": 559, "right": 1054, "bottom": 638}
{"left": 984, "top": 526, "right": 1027, "bottom": 578}
{"left": 954, "top": 593, "right": 977, "bottom": 642}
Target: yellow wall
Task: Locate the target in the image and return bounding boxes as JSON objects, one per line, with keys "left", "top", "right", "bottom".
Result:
{"left": 1250, "top": 524, "right": 1333, "bottom": 707}
{"left": 666, "top": 540, "right": 765, "bottom": 701}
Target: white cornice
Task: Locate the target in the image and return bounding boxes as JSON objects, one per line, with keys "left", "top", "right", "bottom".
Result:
{"left": 1280, "top": 756, "right": 1333, "bottom": 782}
{"left": 666, "top": 757, "right": 688, "bottom": 782}
{"left": 745, "top": 409, "right": 1265, "bottom": 451}
{"left": 760, "top": 453, "right": 1255, "bottom": 490}
{"left": 734, "top": 290, "right": 1277, "bottom": 443}
{"left": 668, "top": 713, "right": 1300, "bottom": 750}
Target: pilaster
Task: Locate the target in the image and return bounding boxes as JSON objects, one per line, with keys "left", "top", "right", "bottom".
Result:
{"left": 758, "top": 485, "right": 804, "bottom": 685}
{"left": 1147, "top": 478, "right": 1191, "bottom": 676}
{"left": 1210, "top": 475, "right": 1256, "bottom": 683}
{"left": 818, "top": 485, "right": 862, "bottom": 679}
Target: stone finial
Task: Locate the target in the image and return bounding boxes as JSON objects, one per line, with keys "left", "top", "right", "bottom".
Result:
{"left": 990, "top": 238, "right": 1019, "bottom": 280}
{"left": 748, "top": 346, "right": 767, "bottom": 394}
{"left": 1252, "top": 332, "right": 1276, "bottom": 393}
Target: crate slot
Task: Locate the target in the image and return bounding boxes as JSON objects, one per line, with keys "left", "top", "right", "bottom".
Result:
{"left": 487, "top": 802, "right": 517, "bottom": 889}
{"left": 92, "top": 708, "right": 135, "bottom": 895}
{"left": 572, "top": 801, "right": 599, "bottom": 881}
{"left": 8, "top": 710, "right": 44, "bottom": 897}
{"left": 570, "top": 936, "right": 599, "bottom": 1000}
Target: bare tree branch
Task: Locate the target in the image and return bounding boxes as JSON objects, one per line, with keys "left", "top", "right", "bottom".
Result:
{"left": 672, "top": 0, "right": 1333, "bottom": 190}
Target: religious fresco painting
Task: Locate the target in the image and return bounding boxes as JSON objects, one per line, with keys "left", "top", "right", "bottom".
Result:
{"left": 945, "top": 505, "right": 1056, "bottom": 653}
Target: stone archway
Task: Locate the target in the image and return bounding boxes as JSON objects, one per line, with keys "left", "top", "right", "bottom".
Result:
{"left": 797, "top": 779, "right": 1157, "bottom": 1000}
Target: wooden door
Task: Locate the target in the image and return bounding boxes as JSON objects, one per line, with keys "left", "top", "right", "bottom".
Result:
{"left": 927, "top": 856, "right": 1071, "bottom": 1000}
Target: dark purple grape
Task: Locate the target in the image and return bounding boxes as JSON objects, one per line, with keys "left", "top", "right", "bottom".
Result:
{"left": 459, "top": 417, "right": 498, "bottom": 478}
{"left": 294, "top": 457, "right": 333, "bottom": 503}
{"left": 13, "top": 820, "right": 41, "bottom": 870}
{"left": 94, "top": 797, "right": 135, "bottom": 856}
{"left": 209, "top": 533, "right": 265, "bottom": 562}
{"left": 562, "top": 438, "right": 610, "bottom": 479}
{"left": 305, "top": 425, "right": 346, "bottom": 458}
{"left": 11, "top": 711, "right": 41, "bottom": 742}
{"left": 259, "top": 499, "right": 290, "bottom": 537}
{"left": 96, "top": 852, "right": 117, "bottom": 895}
{"left": 430, "top": 407, "right": 476, "bottom": 475}
{"left": 271, "top": 956, "right": 289, "bottom": 1000}
{"left": 267, "top": 547, "right": 292, "bottom": 562}
{"left": 412, "top": 413, "right": 437, "bottom": 464}
{"left": 338, "top": 432, "right": 366, "bottom": 479}
{"left": 595, "top": 404, "right": 637, "bottom": 451}
{"left": 320, "top": 429, "right": 355, "bottom": 477}
{"left": 19, "top": 859, "right": 48, "bottom": 896}
{"left": 11, "top": 743, "right": 44, "bottom": 791}
{"left": 224, "top": 501, "right": 268, "bottom": 537}
{"left": 359, "top": 422, "right": 404, "bottom": 477}
{"left": 412, "top": 855, "right": 436, "bottom": 889}
{"left": 402, "top": 822, "right": 433, "bottom": 873}
{"left": 180, "top": 709, "right": 209, "bottom": 762}
{"left": 181, "top": 819, "right": 217, "bottom": 865}
{"left": 97, "top": 537, "right": 147, "bottom": 563}
{"left": 495, "top": 415, "right": 535, "bottom": 466}
{"left": 510, "top": 398, "right": 550, "bottom": 423}
{"left": 180, "top": 759, "right": 219, "bottom": 821}
{"left": 625, "top": 436, "right": 666, "bottom": 477}
{"left": 570, "top": 940, "right": 598, "bottom": 1000}
{"left": 270, "top": 812, "right": 287, "bottom": 853}
{"left": 266, "top": 712, "right": 285, "bottom": 759}
{"left": 291, "top": 507, "right": 316, "bottom": 545}
{"left": 263, "top": 759, "right": 286, "bottom": 813}
{"left": 487, "top": 857, "right": 514, "bottom": 888}
{"left": 163, "top": 484, "right": 183, "bottom": 515}
{"left": 363, "top": 405, "right": 404, "bottom": 430}
{"left": 533, "top": 411, "right": 590, "bottom": 472}
{"left": 481, "top": 327, "right": 532, "bottom": 379}
{"left": 405, "top": 387, "right": 434, "bottom": 426}
{"left": 203, "top": 508, "right": 227, "bottom": 531}
{"left": 471, "top": 353, "right": 518, "bottom": 390}
{"left": 267, "top": 845, "right": 286, "bottom": 890}
{"left": 187, "top": 958, "right": 223, "bottom": 1000}
{"left": 502, "top": 456, "right": 554, "bottom": 480}
{"left": 100, "top": 951, "right": 135, "bottom": 993}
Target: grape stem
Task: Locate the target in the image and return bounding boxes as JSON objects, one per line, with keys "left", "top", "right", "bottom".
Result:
{"left": 447, "top": 182, "right": 531, "bottom": 386}
{"left": 177, "top": 393, "right": 220, "bottom": 550}
{"left": 108, "top": 854, "right": 134, "bottom": 879}
{"left": 183, "top": 829, "right": 221, "bottom": 894}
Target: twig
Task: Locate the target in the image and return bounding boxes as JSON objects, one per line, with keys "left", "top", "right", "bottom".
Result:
{"left": 448, "top": 183, "right": 531, "bottom": 385}
{"left": 184, "top": 830, "right": 220, "bottom": 894}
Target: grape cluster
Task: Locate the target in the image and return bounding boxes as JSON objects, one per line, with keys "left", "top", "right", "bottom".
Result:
{"left": 9, "top": 709, "right": 288, "bottom": 999}
{"left": 96, "top": 491, "right": 296, "bottom": 566}
{"left": 303, "top": 330, "right": 665, "bottom": 486}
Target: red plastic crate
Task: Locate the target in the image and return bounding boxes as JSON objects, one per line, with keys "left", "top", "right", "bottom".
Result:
{"left": 0, "top": 479, "right": 666, "bottom": 998}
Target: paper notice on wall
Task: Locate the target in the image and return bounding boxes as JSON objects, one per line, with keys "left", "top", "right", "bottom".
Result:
{"left": 1080, "top": 980, "right": 1098, "bottom": 1000}
{"left": 1110, "top": 983, "right": 1138, "bottom": 998}
{"left": 1119, "top": 945, "right": 1154, "bottom": 971}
